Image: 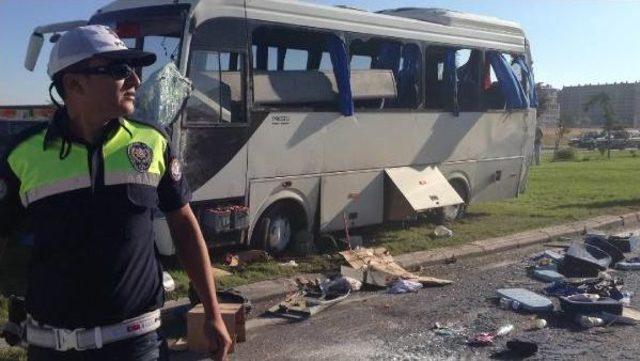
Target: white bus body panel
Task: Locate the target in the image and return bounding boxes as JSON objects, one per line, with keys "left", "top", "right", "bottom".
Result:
{"left": 320, "top": 170, "right": 384, "bottom": 231}
{"left": 191, "top": 144, "right": 247, "bottom": 201}
{"left": 248, "top": 175, "right": 320, "bottom": 234}
{"left": 246, "top": 111, "right": 530, "bottom": 179}
{"left": 385, "top": 165, "right": 463, "bottom": 212}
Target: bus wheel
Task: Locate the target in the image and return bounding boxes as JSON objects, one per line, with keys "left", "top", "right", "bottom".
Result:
{"left": 252, "top": 202, "right": 304, "bottom": 254}
{"left": 433, "top": 181, "right": 469, "bottom": 224}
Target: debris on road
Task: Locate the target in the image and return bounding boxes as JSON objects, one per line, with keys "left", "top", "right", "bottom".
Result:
{"left": 505, "top": 338, "right": 539, "bottom": 357}
{"left": 225, "top": 253, "right": 241, "bottom": 267}
{"left": 320, "top": 276, "right": 362, "bottom": 293}
{"left": 434, "top": 225, "right": 453, "bottom": 238}
{"left": 529, "top": 318, "right": 547, "bottom": 330}
{"left": 467, "top": 324, "right": 513, "bottom": 347}
{"left": 531, "top": 269, "right": 566, "bottom": 283}
{"left": 279, "top": 260, "right": 299, "bottom": 267}
{"left": 340, "top": 247, "right": 452, "bottom": 287}
{"left": 607, "top": 234, "right": 639, "bottom": 253}
{"left": 559, "top": 242, "right": 611, "bottom": 277}
{"left": 560, "top": 294, "right": 623, "bottom": 316}
{"left": 496, "top": 288, "right": 554, "bottom": 313}
{"left": 387, "top": 279, "right": 423, "bottom": 294}
{"left": 431, "top": 322, "right": 466, "bottom": 337}
{"left": 267, "top": 288, "right": 350, "bottom": 320}
{"left": 495, "top": 324, "right": 515, "bottom": 336}
{"left": 601, "top": 307, "right": 640, "bottom": 325}
{"left": 616, "top": 257, "right": 640, "bottom": 270}
{"left": 467, "top": 332, "right": 495, "bottom": 346}
{"left": 585, "top": 235, "right": 625, "bottom": 265}
{"left": 268, "top": 275, "right": 353, "bottom": 320}
{"left": 575, "top": 314, "right": 605, "bottom": 329}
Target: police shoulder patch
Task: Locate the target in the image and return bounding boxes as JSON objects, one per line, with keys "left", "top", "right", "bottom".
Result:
{"left": 127, "top": 142, "right": 153, "bottom": 172}
{"left": 170, "top": 158, "right": 182, "bottom": 182}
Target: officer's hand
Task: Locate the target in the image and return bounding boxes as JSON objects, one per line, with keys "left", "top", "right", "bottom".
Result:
{"left": 204, "top": 316, "right": 232, "bottom": 361}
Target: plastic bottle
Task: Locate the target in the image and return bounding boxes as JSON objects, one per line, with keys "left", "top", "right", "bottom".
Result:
{"left": 577, "top": 315, "right": 604, "bottom": 328}
{"left": 532, "top": 318, "right": 547, "bottom": 329}
{"left": 496, "top": 324, "right": 515, "bottom": 337}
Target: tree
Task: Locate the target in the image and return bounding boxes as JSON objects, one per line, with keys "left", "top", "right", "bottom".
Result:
{"left": 535, "top": 83, "right": 550, "bottom": 120}
{"left": 584, "top": 92, "right": 616, "bottom": 159}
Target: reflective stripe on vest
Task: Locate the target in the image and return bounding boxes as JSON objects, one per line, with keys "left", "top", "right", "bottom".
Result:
{"left": 102, "top": 119, "right": 167, "bottom": 187}
{"left": 9, "top": 133, "right": 91, "bottom": 207}
{"left": 8, "top": 118, "right": 167, "bottom": 207}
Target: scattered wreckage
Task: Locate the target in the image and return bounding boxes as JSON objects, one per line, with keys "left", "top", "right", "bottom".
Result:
{"left": 268, "top": 247, "right": 453, "bottom": 319}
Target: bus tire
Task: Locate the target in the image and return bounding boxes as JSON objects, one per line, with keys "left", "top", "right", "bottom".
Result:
{"left": 433, "top": 180, "right": 469, "bottom": 224}
{"left": 251, "top": 201, "right": 305, "bottom": 255}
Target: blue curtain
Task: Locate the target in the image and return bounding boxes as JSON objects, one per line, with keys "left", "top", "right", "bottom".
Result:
{"left": 514, "top": 56, "right": 538, "bottom": 108}
{"left": 277, "top": 47, "right": 286, "bottom": 71}
{"left": 374, "top": 42, "right": 402, "bottom": 76}
{"left": 326, "top": 35, "right": 354, "bottom": 116}
{"left": 256, "top": 45, "right": 268, "bottom": 70}
{"left": 443, "top": 49, "right": 459, "bottom": 115}
{"left": 486, "top": 51, "right": 528, "bottom": 109}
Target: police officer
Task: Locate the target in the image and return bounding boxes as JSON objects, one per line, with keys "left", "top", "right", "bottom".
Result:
{"left": 0, "top": 25, "right": 232, "bottom": 360}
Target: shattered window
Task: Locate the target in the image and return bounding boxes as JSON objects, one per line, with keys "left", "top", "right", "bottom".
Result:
{"left": 185, "top": 18, "right": 247, "bottom": 125}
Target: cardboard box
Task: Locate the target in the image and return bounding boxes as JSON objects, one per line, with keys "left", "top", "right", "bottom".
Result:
{"left": 187, "top": 303, "right": 246, "bottom": 353}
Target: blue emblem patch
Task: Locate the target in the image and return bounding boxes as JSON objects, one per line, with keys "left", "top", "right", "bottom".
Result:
{"left": 127, "top": 142, "right": 153, "bottom": 172}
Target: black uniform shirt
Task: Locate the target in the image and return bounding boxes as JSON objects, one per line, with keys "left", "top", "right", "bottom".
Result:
{"left": 0, "top": 109, "right": 190, "bottom": 329}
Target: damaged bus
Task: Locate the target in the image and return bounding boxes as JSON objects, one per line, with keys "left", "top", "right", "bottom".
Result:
{"left": 25, "top": 0, "right": 538, "bottom": 254}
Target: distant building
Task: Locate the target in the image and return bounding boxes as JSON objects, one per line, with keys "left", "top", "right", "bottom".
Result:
{"left": 558, "top": 82, "right": 640, "bottom": 127}
{"left": 536, "top": 83, "right": 560, "bottom": 126}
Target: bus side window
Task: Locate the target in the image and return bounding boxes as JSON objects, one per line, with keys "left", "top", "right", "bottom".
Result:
{"left": 456, "top": 49, "right": 482, "bottom": 112}
{"left": 387, "top": 43, "right": 422, "bottom": 109}
{"left": 251, "top": 26, "right": 338, "bottom": 110}
{"left": 348, "top": 37, "right": 420, "bottom": 109}
{"left": 425, "top": 46, "right": 480, "bottom": 112}
{"left": 424, "top": 46, "right": 449, "bottom": 110}
{"left": 185, "top": 18, "right": 248, "bottom": 125}
{"left": 186, "top": 50, "right": 246, "bottom": 124}
{"left": 481, "top": 52, "right": 529, "bottom": 110}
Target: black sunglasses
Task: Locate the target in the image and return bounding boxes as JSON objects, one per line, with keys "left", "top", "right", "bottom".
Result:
{"left": 75, "top": 63, "right": 136, "bottom": 80}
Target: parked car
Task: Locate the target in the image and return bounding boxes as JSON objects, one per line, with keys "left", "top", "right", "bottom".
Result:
{"left": 593, "top": 129, "right": 640, "bottom": 150}
{"left": 625, "top": 129, "right": 640, "bottom": 149}
{"left": 568, "top": 131, "right": 601, "bottom": 149}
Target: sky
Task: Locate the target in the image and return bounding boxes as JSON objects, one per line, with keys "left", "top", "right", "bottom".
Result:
{"left": 1, "top": 0, "right": 639, "bottom": 105}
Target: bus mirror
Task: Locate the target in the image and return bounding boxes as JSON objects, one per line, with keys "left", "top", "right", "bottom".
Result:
{"left": 24, "top": 33, "right": 44, "bottom": 71}
{"left": 24, "top": 20, "right": 88, "bottom": 71}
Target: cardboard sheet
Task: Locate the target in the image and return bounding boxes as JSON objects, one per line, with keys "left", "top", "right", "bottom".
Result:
{"left": 340, "top": 247, "right": 452, "bottom": 286}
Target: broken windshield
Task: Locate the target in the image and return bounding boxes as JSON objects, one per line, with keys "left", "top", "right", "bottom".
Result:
{"left": 89, "top": 4, "right": 189, "bottom": 82}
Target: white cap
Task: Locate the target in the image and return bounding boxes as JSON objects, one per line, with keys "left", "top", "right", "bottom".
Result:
{"left": 47, "top": 24, "right": 156, "bottom": 78}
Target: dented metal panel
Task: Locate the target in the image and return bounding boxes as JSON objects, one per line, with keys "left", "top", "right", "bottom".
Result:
{"left": 385, "top": 165, "right": 463, "bottom": 212}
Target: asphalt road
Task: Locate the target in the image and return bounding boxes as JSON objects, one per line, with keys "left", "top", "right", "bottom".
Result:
{"left": 183, "top": 226, "right": 640, "bottom": 361}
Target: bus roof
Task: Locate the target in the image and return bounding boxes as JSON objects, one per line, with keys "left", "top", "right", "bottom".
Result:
{"left": 95, "top": 0, "right": 526, "bottom": 53}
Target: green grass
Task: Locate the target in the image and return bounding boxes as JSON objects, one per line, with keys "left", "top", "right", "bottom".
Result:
{"left": 0, "top": 347, "right": 26, "bottom": 361}
{"left": 164, "top": 254, "right": 342, "bottom": 300}
{"left": 377, "top": 150, "right": 640, "bottom": 254}
{"left": 2, "top": 149, "right": 640, "bottom": 328}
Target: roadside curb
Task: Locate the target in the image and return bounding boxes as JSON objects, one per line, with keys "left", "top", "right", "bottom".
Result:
{"left": 162, "top": 211, "right": 640, "bottom": 314}
{"left": 394, "top": 213, "right": 636, "bottom": 270}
